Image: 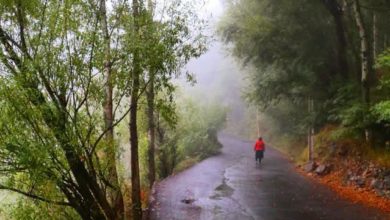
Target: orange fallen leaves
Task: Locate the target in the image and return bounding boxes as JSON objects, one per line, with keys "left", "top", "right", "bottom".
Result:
{"left": 299, "top": 169, "right": 390, "bottom": 213}
{"left": 141, "top": 188, "right": 150, "bottom": 208}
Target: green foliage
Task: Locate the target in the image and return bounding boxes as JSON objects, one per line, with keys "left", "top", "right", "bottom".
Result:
{"left": 0, "top": 0, "right": 208, "bottom": 218}
{"left": 156, "top": 126, "right": 180, "bottom": 178}
{"left": 177, "top": 100, "right": 226, "bottom": 159}
{"left": 263, "top": 100, "right": 310, "bottom": 137}
{"left": 376, "top": 49, "right": 390, "bottom": 68}
{"left": 3, "top": 199, "right": 79, "bottom": 220}
{"left": 375, "top": 50, "right": 390, "bottom": 99}
{"left": 155, "top": 98, "right": 227, "bottom": 178}
{"left": 371, "top": 101, "right": 390, "bottom": 123}
{"left": 370, "top": 53, "right": 390, "bottom": 142}
{"left": 218, "top": 0, "right": 341, "bottom": 138}
{"left": 219, "top": 0, "right": 390, "bottom": 149}
{"left": 327, "top": 83, "right": 367, "bottom": 130}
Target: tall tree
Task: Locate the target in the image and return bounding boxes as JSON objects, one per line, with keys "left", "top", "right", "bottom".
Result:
{"left": 352, "top": 0, "right": 370, "bottom": 105}
{"left": 351, "top": 0, "right": 374, "bottom": 141}
{"left": 146, "top": 64, "right": 156, "bottom": 190}
{"left": 219, "top": 0, "right": 390, "bottom": 148}
{"left": 0, "top": 0, "right": 207, "bottom": 218}
{"left": 321, "top": 0, "right": 349, "bottom": 79}
{"left": 130, "top": 0, "right": 142, "bottom": 218}
{"left": 99, "top": 0, "right": 124, "bottom": 218}
{"left": 0, "top": 0, "right": 134, "bottom": 219}
{"left": 146, "top": 0, "right": 156, "bottom": 189}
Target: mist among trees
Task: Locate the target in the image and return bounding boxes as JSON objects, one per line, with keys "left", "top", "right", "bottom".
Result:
{"left": 0, "top": 0, "right": 389, "bottom": 219}
{"left": 0, "top": 0, "right": 227, "bottom": 219}
{"left": 219, "top": 0, "right": 390, "bottom": 154}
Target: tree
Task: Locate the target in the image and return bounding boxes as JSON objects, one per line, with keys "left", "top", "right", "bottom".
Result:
{"left": 99, "top": 0, "right": 124, "bottom": 217}
{"left": 351, "top": 0, "right": 371, "bottom": 105}
{"left": 219, "top": 0, "right": 337, "bottom": 135}
{"left": 219, "top": 0, "right": 390, "bottom": 149}
{"left": 0, "top": 0, "right": 140, "bottom": 219}
{"left": 321, "top": 0, "right": 349, "bottom": 79}
{"left": 350, "top": 0, "right": 372, "bottom": 141}
{"left": 0, "top": 0, "right": 123, "bottom": 218}
{"left": 146, "top": 0, "right": 156, "bottom": 190}
{"left": 0, "top": 0, "right": 207, "bottom": 219}
{"left": 129, "top": 0, "right": 142, "bottom": 218}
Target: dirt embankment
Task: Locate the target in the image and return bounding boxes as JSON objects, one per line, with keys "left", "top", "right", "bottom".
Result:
{"left": 299, "top": 153, "right": 390, "bottom": 213}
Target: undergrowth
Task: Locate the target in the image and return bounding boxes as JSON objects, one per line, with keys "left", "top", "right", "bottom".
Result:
{"left": 300, "top": 125, "right": 390, "bottom": 167}
{"left": 270, "top": 124, "right": 390, "bottom": 169}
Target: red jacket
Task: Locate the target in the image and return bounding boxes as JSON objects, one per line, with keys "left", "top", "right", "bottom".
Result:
{"left": 254, "top": 140, "right": 265, "bottom": 151}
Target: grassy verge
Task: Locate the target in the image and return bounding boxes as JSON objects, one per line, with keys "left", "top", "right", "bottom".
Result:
{"left": 269, "top": 135, "right": 307, "bottom": 164}
{"left": 309, "top": 125, "right": 390, "bottom": 168}
{"left": 269, "top": 125, "right": 390, "bottom": 168}
{"left": 173, "top": 155, "right": 202, "bottom": 174}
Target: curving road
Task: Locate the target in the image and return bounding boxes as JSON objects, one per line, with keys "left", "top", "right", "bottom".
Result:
{"left": 149, "top": 133, "right": 390, "bottom": 220}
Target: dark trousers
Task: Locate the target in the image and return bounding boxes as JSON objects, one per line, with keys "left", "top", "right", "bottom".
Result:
{"left": 255, "top": 150, "right": 264, "bottom": 162}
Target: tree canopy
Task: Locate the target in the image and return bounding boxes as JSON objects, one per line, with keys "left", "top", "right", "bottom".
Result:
{"left": 0, "top": 0, "right": 213, "bottom": 219}
{"left": 219, "top": 0, "right": 390, "bottom": 144}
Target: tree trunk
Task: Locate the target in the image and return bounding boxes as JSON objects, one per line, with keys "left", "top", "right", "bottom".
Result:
{"left": 146, "top": 76, "right": 156, "bottom": 189}
{"left": 129, "top": 81, "right": 142, "bottom": 220}
{"left": 63, "top": 148, "right": 113, "bottom": 219}
{"left": 57, "top": 110, "right": 114, "bottom": 219}
{"left": 130, "top": 0, "right": 142, "bottom": 219}
{"left": 334, "top": 11, "right": 349, "bottom": 79}
{"left": 146, "top": 0, "right": 156, "bottom": 190}
{"left": 308, "top": 97, "right": 314, "bottom": 161}
{"left": 256, "top": 107, "right": 260, "bottom": 137}
{"left": 99, "top": 0, "right": 124, "bottom": 218}
{"left": 352, "top": 0, "right": 371, "bottom": 141}
{"left": 352, "top": 0, "right": 369, "bottom": 104}
{"left": 321, "top": 0, "right": 349, "bottom": 79}
{"left": 373, "top": 13, "right": 377, "bottom": 60}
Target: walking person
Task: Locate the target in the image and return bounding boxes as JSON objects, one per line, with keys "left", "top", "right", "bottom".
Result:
{"left": 254, "top": 137, "right": 265, "bottom": 164}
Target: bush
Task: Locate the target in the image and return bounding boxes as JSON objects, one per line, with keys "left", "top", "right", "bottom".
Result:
{"left": 2, "top": 199, "right": 79, "bottom": 220}
{"left": 177, "top": 100, "right": 226, "bottom": 159}
{"left": 156, "top": 98, "right": 227, "bottom": 178}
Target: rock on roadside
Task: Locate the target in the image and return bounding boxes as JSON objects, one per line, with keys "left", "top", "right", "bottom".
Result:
{"left": 304, "top": 161, "right": 317, "bottom": 173}
{"left": 315, "top": 164, "right": 331, "bottom": 176}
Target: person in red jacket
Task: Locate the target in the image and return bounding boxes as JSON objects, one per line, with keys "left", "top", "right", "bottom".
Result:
{"left": 254, "top": 137, "right": 265, "bottom": 164}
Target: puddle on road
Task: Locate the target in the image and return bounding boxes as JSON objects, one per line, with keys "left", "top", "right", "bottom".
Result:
{"left": 212, "top": 205, "right": 223, "bottom": 215}
{"left": 181, "top": 198, "right": 196, "bottom": 204}
{"left": 210, "top": 177, "right": 234, "bottom": 200}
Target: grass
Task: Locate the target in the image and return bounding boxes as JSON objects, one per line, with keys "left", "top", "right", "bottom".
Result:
{"left": 269, "top": 124, "right": 390, "bottom": 168}
{"left": 269, "top": 135, "right": 307, "bottom": 164}
{"left": 304, "top": 125, "right": 390, "bottom": 167}
{"left": 172, "top": 155, "right": 201, "bottom": 174}
{"left": 363, "top": 146, "right": 390, "bottom": 167}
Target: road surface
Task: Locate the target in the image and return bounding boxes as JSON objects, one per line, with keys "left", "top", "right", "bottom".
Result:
{"left": 149, "top": 133, "right": 390, "bottom": 220}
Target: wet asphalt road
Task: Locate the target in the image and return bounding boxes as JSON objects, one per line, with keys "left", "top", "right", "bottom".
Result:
{"left": 149, "top": 133, "right": 390, "bottom": 220}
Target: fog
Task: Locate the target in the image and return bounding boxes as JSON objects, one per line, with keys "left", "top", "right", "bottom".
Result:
{"left": 177, "top": 0, "right": 252, "bottom": 136}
